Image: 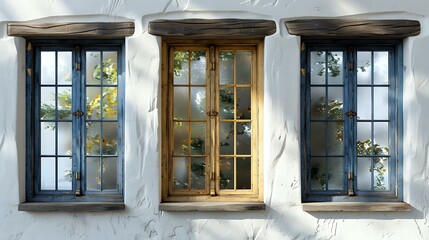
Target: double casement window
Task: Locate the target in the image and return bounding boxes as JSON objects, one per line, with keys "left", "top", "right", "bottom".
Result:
{"left": 301, "top": 40, "right": 403, "bottom": 202}
{"left": 161, "top": 40, "right": 263, "bottom": 202}
{"left": 26, "top": 40, "right": 124, "bottom": 202}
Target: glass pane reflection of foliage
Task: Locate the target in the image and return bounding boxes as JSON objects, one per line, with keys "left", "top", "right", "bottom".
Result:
{"left": 40, "top": 57, "right": 118, "bottom": 186}
{"left": 310, "top": 98, "right": 388, "bottom": 191}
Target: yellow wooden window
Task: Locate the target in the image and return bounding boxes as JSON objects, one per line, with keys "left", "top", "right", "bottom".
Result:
{"left": 162, "top": 40, "right": 263, "bottom": 202}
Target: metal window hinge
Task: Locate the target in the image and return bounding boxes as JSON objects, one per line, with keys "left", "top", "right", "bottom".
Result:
{"left": 27, "top": 43, "right": 32, "bottom": 51}
{"left": 301, "top": 42, "right": 305, "bottom": 51}
{"left": 75, "top": 62, "right": 81, "bottom": 71}
{"left": 210, "top": 172, "right": 215, "bottom": 180}
{"left": 27, "top": 68, "right": 32, "bottom": 77}
{"left": 347, "top": 172, "right": 355, "bottom": 196}
{"left": 301, "top": 68, "right": 305, "bottom": 77}
{"left": 348, "top": 63, "right": 353, "bottom": 71}
{"left": 75, "top": 172, "right": 81, "bottom": 180}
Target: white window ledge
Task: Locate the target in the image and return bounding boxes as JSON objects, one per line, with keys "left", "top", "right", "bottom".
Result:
{"left": 18, "top": 202, "right": 125, "bottom": 212}
{"left": 302, "top": 202, "right": 411, "bottom": 212}
{"left": 159, "top": 202, "right": 266, "bottom": 212}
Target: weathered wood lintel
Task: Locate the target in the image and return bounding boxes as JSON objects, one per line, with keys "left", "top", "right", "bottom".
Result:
{"left": 302, "top": 202, "right": 411, "bottom": 212}
{"left": 149, "top": 19, "right": 276, "bottom": 39}
{"left": 7, "top": 22, "right": 135, "bottom": 39}
{"left": 18, "top": 202, "right": 125, "bottom": 212}
{"left": 159, "top": 202, "right": 266, "bottom": 212}
{"left": 285, "top": 19, "right": 420, "bottom": 39}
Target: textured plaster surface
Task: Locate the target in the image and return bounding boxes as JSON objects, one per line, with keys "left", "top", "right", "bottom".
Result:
{"left": 1, "top": 0, "right": 429, "bottom": 239}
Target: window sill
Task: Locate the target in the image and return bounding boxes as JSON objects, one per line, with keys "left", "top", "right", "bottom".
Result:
{"left": 302, "top": 202, "right": 411, "bottom": 212}
{"left": 159, "top": 202, "right": 266, "bottom": 212}
{"left": 18, "top": 202, "right": 125, "bottom": 212}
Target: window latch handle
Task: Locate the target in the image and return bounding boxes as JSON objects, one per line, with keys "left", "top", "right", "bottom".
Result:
{"left": 73, "top": 110, "right": 84, "bottom": 119}
{"left": 206, "top": 110, "right": 218, "bottom": 118}
{"left": 345, "top": 111, "right": 357, "bottom": 118}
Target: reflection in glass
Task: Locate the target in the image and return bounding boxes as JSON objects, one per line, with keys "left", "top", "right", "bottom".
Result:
{"left": 102, "top": 51, "right": 118, "bottom": 85}
{"left": 86, "top": 52, "right": 101, "bottom": 85}
{"left": 102, "top": 87, "right": 118, "bottom": 120}
{"left": 57, "top": 157, "right": 72, "bottom": 190}
{"left": 86, "top": 122, "right": 101, "bottom": 155}
{"left": 237, "top": 123, "right": 251, "bottom": 155}
{"left": 327, "top": 51, "right": 343, "bottom": 85}
{"left": 102, "top": 122, "right": 118, "bottom": 155}
{"left": 41, "top": 51, "right": 56, "bottom": 85}
{"left": 86, "top": 157, "right": 101, "bottom": 191}
{"left": 58, "top": 52, "right": 72, "bottom": 85}
{"left": 327, "top": 87, "right": 343, "bottom": 120}
{"left": 236, "top": 157, "right": 251, "bottom": 189}
{"left": 102, "top": 157, "right": 117, "bottom": 190}
{"left": 191, "top": 157, "right": 206, "bottom": 190}
{"left": 236, "top": 51, "right": 251, "bottom": 84}
{"left": 40, "top": 87, "right": 56, "bottom": 120}
{"left": 236, "top": 88, "right": 251, "bottom": 119}
{"left": 174, "top": 87, "right": 188, "bottom": 120}
{"left": 190, "top": 87, "right": 206, "bottom": 119}
{"left": 220, "top": 51, "right": 234, "bottom": 85}
{"left": 86, "top": 87, "right": 101, "bottom": 120}
{"left": 190, "top": 122, "right": 205, "bottom": 155}
{"left": 174, "top": 51, "right": 189, "bottom": 85}
{"left": 374, "top": 51, "right": 389, "bottom": 85}
{"left": 58, "top": 122, "right": 72, "bottom": 155}
{"left": 357, "top": 87, "right": 372, "bottom": 120}
{"left": 357, "top": 157, "right": 372, "bottom": 191}
{"left": 357, "top": 51, "right": 372, "bottom": 85}
{"left": 374, "top": 87, "right": 388, "bottom": 120}
{"left": 327, "top": 122, "right": 343, "bottom": 155}
{"left": 174, "top": 157, "right": 188, "bottom": 190}
{"left": 220, "top": 157, "right": 234, "bottom": 189}
{"left": 219, "top": 88, "right": 234, "bottom": 119}
{"left": 174, "top": 122, "right": 189, "bottom": 155}
{"left": 327, "top": 157, "right": 344, "bottom": 190}
{"left": 57, "top": 87, "right": 72, "bottom": 120}
{"left": 310, "top": 122, "right": 325, "bottom": 155}
{"left": 40, "top": 122, "right": 56, "bottom": 155}
{"left": 219, "top": 122, "right": 234, "bottom": 155}
{"left": 374, "top": 122, "right": 389, "bottom": 154}
{"left": 190, "top": 51, "right": 206, "bottom": 85}
{"left": 41, "top": 157, "right": 56, "bottom": 190}
{"left": 310, "top": 157, "right": 326, "bottom": 190}
{"left": 310, "top": 87, "right": 326, "bottom": 120}
{"left": 374, "top": 157, "right": 389, "bottom": 191}
{"left": 310, "top": 51, "right": 326, "bottom": 84}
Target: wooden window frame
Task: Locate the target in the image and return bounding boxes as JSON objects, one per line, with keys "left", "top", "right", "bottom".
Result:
{"left": 301, "top": 39, "right": 404, "bottom": 203}
{"left": 161, "top": 39, "right": 264, "bottom": 203}
{"left": 24, "top": 39, "right": 125, "bottom": 204}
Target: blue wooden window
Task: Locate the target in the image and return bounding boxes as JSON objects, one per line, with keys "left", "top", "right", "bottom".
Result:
{"left": 301, "top": 40, "right": 403, "bottom": 202}
{"left": 26, "top": 40, "right": 124, "bottom": 202}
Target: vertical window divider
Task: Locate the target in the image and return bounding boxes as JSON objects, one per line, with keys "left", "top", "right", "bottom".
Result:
{"left": 75, "top": 45, "right": 82, "bottom": 196}
{"left": 209, "top": 45, "right": 217, "bottom": 196}
{"left": 54, "top": 51, "right": 59, "bottom": 191}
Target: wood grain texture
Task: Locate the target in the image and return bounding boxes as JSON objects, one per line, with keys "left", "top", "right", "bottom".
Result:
{"left": 18, "top": 202, "right": 125, "bottom": 212}
{"left": 8, "top": 22, "right": 134, "bottom": 39}
{"left": 302, "top": 202, "right": 411, "bottom": 212}
{"left": 159, "top": 202, "right": 266, "bottom": 212}
{"left": 285, "top": 19, "right": 420, "bottom": 39}
{"left": 149, "top": 19, "right": 276, "bottom": 39}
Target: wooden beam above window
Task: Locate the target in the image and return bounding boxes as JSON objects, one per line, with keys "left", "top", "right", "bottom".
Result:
{"left": 148, "top": 19, "right": 276, "bottom": 39}
{"left": 285, "top": 19, "right": 420, "bottom": 39}
{"left": 7, "top": 22, "right": 135, "bottom": 39}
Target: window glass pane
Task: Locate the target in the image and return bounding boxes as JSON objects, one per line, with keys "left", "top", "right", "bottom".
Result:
{"left": 327, "top": 51, "right": 343, "bottom": 85}
{"left": 57, "top": 87, "right": 72, "bottom": 120}
{"left": 191, "top": 157, "right": 206, "bottom": 190}
{"left": 310, "top": 87, "right": 326, "bottom": 120}
{"left": 174, "top": 157, "right": 188, "bottom": 190}
{"left": 40, "top": 87, "right": 56, "bottom": 120}
{"left": 374, "top": 51, "right": 389, "bottom": 85}
{"left": 236, "top": 157, "right": 251, "bottom": 189}
{"left": 219, "top": 88, "right": 234, "bottom": 119}
{"left": 86, "top": 51, "right": 101, "bottom": 85}
{"left": 220, "top": 51, "right": 234, "bottom": 85}
{"left": 357, "top": 157, "right": 372, "bottom": 191}
{"left": 86, "top": 157, "right": 101, "bottom": 191}
{"left": 236, "top": 51, "right": 251, "bottom": 84}
{"left": 174, "top": 51, "right": 189, "bottom": 85}
{"left": 174, "top": 122, "right": 188, "bottom": 155}
{"left": 190, "top": 87, "right": 206, "bottom": 119}
{"left": 174, "top": 87, "right": 189, "bottom": 120}
{"left": 41, "top": 51, "right": 56, "bottom": 85}
{"left": 357, "top": 51, "right": 372, "bottom": 85}
{"left": 327, "top": 87, "right": 343, "bottom": 120}
{"left": 237, "top": 122, "right": 251, "bottom": 155}
{"left": 102, "top": 122, "right": 118, "bottom": 155}
{"left": 219, "top": 122, "right": 234, "bottom": 155}
{"left": 374, "top": 122, "right": 389, "bottom": 154}
{"left": 327, "top": 122, "right": 343, "bottom": 155}
{"left": 310, "top": 122, "right": 326, "bottom": 155}
{"left": 310, "top": 157, "right": 326, "bottom": 190}
{"left": 57, "top": 122, "right": 72, "bottom": 155}
{"left": 102, "top": 51, "right": 118, "bottom": 85}
{"left": 57, "top": 157, "right": 72, "bottom": 190}
{"left": 40, "top": 122, "right": 56, "bottom": 155}
{"left": 220, "top": 157, "right": 234, "bottom": 189}
{"left": 357, "top": 87, "right": 372, "bottom": 120}
{"left": 190, "top": 122, "right": 205, "bottom": 155}
{"left": 237, "top": 88, "right": 251, "bottom": 119}
{"left": 41, "top": 157, "right": 56, "bottom": 190}
{"left": 102, "top": 157, "right": 117, "bottom": 190}
{"left": 310, "top": 51, "right": 326, "bottom": 85}
{"left": 374, "top": 87, "right": 389, "bottom": 120}
{"left": 357, "top": 122, "right": 372, "bottom": 155}
{"left": 86, "top": 86, "right": 101, "bottom": 120}
{"left": 374, "top": 156, "right": 389, "bottom": 191}
{"left": 102, "top": 87, "right": 118, "bottom": 120}
{"left": 57, "top": 52, "right": 72, "bottom": 85}
{"left": 190, "top": 51, "right": 206, "bottom": 85}
{"left": 327, "top": 157, "right": 344, "bottom": 190}
{"left": 86, "top": 122, "right": 101, "bottom": 155}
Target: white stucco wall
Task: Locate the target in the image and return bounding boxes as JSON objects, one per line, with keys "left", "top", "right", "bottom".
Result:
{"left": 1, "top": 0, "right": 429, "bottom": 239}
